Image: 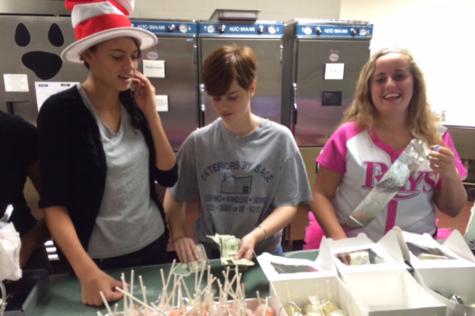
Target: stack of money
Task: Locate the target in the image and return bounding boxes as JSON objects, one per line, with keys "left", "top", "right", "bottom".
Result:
{"left": 207, "top": 234, "right": 254, "bottom": 266}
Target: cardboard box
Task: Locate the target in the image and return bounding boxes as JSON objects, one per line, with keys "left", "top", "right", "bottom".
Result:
{"left": 381, "top": 228, "right": 475, "bottom": 316}
{"left": 257, "top": 252, "right": 364, "bottom": 316}
{"left": 269, "top": 276, "right": 362, "bottom": 316}
{"left": 320, "top": 234, "right": 446, "bottom": 315}
{"left": 339, "top": 270, "right": 445, "bottom": 315}
{"left": 319, "top": 234, "right": 407, "bottom": 273}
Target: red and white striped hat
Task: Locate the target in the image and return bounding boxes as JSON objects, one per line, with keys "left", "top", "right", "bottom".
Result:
{"left": 61, "top": 0, "right": 157, "bottom": 63}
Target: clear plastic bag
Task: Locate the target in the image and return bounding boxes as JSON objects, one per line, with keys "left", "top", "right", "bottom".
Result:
{"left": 0, "top": 222, "right": 22, "bottom": 282}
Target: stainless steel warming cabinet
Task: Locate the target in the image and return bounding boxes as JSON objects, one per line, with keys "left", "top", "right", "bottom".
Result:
{"left": 281, "top": 19, "right": 373, "bottom": 147}
{"left": 133, "top": 19, "right": 200, "bottom": 151}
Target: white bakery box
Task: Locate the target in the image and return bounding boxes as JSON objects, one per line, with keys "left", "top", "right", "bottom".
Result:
{"left": 381, "top": 227, "right": 475, "bottom": 316}
{"left": 257, "top": 250, "right": 365, "bottom": 316}
{"left": 320, "top": 233, "right": 446, "bottom": 315}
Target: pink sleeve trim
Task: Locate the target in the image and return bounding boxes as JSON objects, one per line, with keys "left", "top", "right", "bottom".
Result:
{"left": 316, "top": 122, "right": 363, "bottom": 173}
{"left": 442, "top": 131, "right": 468, "bottom": 179}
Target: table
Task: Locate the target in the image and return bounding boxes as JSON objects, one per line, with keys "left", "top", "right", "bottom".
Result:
{"left": 34, "top": 250, "right": 317, "bottom": 315}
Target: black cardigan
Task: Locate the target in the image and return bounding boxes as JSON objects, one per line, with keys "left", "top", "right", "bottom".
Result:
{"left": 37, "top": 86, "right": 177, "bottom": 249}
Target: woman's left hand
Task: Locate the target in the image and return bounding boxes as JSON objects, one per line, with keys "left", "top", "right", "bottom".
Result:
{"left": 236, "top": 233, "right": 258, "bottom": 260}
{"left": 428, "top": 145, "right": 459, "bottom": 180}
{"left": 132, "top": 70, "right": 157, "bottom": 119}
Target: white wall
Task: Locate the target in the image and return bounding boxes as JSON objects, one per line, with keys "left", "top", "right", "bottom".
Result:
{"left": 340, "top": 0, "right": 475, "bottom": 126}
{"left": 133, "top": 0, "right": 340, "bottom": 21}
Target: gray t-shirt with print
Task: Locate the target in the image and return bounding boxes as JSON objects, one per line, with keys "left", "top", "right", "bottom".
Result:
{"left": 171, "top": 118, "right": 312, "bottom": 254}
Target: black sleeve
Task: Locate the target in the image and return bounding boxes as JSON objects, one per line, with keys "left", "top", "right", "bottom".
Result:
{"left": 121, "top": 92, "right": 179, "bottom": 188}
{"left": 18, "top": 117, "right": 38, "bottom": 166}
{"left": 37, "top": 97, "right": 70, "bottom": 208}
{"left": 12, "top": 117, "right": 37, "bottom": 235}
{"left": 153, "top": 163, "right": 178, "bottom": 187}
{"left": 10, "top": 204, "right": 36, "bottom": 236}
{"left": 0, "top": 112, "right": 38, "bottom": 235}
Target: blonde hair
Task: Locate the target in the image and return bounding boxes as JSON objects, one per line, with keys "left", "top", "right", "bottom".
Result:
{"left": 343, "top": 48, "right": 442, "bottom": 145}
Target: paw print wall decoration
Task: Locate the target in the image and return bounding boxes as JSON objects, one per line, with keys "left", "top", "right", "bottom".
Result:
{"left": 15, "top": 22, "right": 64, "bottom": 80}
{"left": 0, "top": 16, "right": 86, "bottom": 121}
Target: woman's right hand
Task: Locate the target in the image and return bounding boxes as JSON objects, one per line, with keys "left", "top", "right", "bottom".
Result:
{"left": 79, "top": 269, "right": 123, "bottom": 306}
{"left": 43, "top": 207, "right": 123, "bottom": 306}
{"left": 173, "top": 236, "right": 199, "bottom": 263}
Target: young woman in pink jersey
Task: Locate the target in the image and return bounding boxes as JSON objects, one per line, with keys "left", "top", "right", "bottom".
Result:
{"left": 307, "top": 48, "right": 467, "bottom": 243}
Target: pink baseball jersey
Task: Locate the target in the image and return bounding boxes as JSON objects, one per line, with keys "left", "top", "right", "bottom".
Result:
{"left": 317, "top": 121, "right": 467, "bottom": 241}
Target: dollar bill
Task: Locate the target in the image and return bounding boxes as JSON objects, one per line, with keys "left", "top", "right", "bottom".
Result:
{"left": 174, "top": 243, "right": 208, "bottom": 276}
{"left": 207, "top": 234, "right": 254, "bottom": 266}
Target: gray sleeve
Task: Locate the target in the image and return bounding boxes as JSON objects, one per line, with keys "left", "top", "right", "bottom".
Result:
{"left": 170, "top": 134, "right": 200, "bottom": 201}
{"left": 273, "top": 150, "right": 313, "bottom": 207}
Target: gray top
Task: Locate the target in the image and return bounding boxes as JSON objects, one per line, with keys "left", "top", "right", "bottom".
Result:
{"left": 78, "top": 86, "right": 164, "bottom": 258}
{"left": 171, "top": 118, "right": 312, "bottom": 254}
